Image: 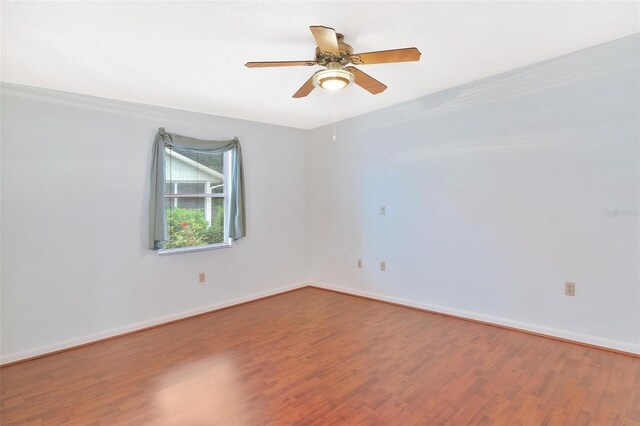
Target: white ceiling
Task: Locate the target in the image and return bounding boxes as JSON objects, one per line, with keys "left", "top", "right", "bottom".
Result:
{"left": 2, "top": 1, "right": 638, "bottom": 129}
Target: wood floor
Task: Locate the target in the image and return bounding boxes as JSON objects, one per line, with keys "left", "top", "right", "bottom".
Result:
{"left": 1, "top": 287, "right": 638, "bottom": 425}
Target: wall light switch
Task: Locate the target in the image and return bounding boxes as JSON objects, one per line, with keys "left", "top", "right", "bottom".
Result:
{"left": 357, "top": 259, "right": 363, "bottom": 268}
{"left": 380, "top": 261, "right": 386, "bottom": 272}
{"left": 380, "top": 206, "right": 386, "bottom": 215}
{"left": 199, "top": 272, "right": 206, "bottom": 284}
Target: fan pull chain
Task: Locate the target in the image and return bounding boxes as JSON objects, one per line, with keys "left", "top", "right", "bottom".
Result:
{"left": 332, "top": 92, "right": 337, "bottom": 141}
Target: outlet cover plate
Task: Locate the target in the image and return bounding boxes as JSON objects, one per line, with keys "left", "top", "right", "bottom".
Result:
{"left": 565, "top": 281, "right": 576, "bottom": 296}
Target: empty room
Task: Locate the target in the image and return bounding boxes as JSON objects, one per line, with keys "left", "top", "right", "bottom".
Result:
{"left": 1, "top": 1, "right": 639, "bottom": 424}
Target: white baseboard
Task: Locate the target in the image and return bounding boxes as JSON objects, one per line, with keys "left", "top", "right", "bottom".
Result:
{"left": 4, "top": 282, "right": 637, "bottom": 365}
{"left": 0, "top": 282, "right": 308, "bottom": 365}
{"left": 309, "top": 282, "right": 640, "bottom": 356}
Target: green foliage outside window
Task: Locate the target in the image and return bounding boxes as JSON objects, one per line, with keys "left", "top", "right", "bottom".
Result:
{"left": 164, "top": 207, "right": 224, "bottom": 249}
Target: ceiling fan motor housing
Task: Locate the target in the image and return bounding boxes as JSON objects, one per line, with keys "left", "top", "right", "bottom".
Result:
{"left": 315, "top": 34, "right": 354, "bottom": 66}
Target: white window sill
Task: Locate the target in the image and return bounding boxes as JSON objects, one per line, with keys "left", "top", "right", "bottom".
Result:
{"left": 158, "top": 240, "right": 232, "bottom": 256}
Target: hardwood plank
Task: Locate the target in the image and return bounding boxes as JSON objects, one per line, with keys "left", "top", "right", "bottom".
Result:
{"left": 1, "top": 287, "right": 639, "bottom": 424}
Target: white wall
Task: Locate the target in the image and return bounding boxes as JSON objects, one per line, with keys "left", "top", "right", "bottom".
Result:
{"left": 2, "top": 35, "right": 638, "bottom": 362}
{"left": 308, "top": 35, "right": 640, "bottom": 353}
{"left": 0, "top": 84, "right": 309, "bottom": 362}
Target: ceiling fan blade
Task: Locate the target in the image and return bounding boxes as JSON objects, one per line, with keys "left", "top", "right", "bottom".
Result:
{"left": 293, "top": 75, "right": 316, "bottom": 98}
{"left": 350, "top": 48, "right": 421, "bottom": 65}
{"left": 310, "top": 26, "right": 340, "bottom": 55}
{"left": 245, "top": 60, "right": 317, "bottom": 68}
{"left": 345, "top": 66, "right": 387, "bottom": 94}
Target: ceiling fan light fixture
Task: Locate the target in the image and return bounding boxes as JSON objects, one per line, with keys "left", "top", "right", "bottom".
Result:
{"left": 246, "top": 26, "right": 419, "bottom": 98}
{"left": 313, "top": 68, "right": 354, "bottom": 91}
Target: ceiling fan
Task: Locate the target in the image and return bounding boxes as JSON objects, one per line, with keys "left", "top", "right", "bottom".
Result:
{"left": 245, "top": 25, "right": 421, "bottom": 98}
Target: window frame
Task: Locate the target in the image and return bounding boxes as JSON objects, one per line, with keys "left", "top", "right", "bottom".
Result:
{"left": 158, "top": 150, "right": 233, "bottom": 256}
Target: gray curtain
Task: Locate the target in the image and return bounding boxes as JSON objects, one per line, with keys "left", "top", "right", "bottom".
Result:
{"left": 149, "top": 127, "right": 246, "bottom": 249}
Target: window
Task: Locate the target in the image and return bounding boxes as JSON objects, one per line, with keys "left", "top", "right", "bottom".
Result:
{"left": 159, "top": 146, "right": 231, "bottom": 253}
{"left": 149, "top": 128, "right": 245, "bottom": 252}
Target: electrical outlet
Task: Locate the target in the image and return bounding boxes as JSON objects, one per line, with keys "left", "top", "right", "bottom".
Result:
{"left": 357, "top": 259, "right": 363, "bottom": 268}
{"left": 199, "top": 272, "right": 206, "bottom": 284}
{"left": 380, "top": 206, "right": 386, "bottom": 215}
{"left": 565, "top": 281, "right": 575, "bottom": 296}
{"left": 380, "top": 261, "right": 386, "bottom": 272}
